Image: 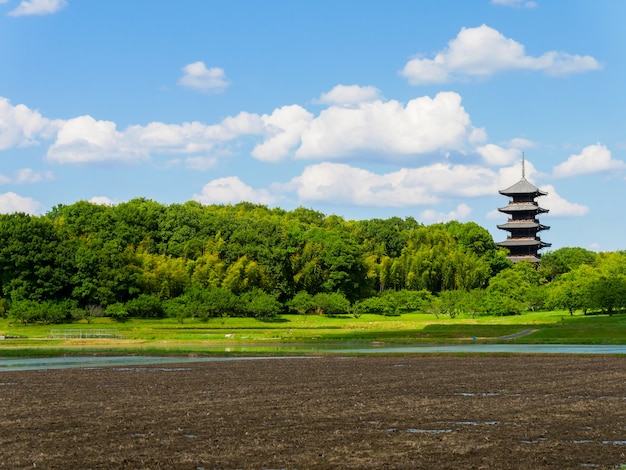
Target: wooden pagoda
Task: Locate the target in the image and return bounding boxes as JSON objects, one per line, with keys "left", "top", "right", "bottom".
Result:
{"left": 496, "top": 156, "right": 550, "bottom": 262}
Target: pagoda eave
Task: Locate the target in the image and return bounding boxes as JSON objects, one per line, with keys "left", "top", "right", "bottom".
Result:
{"left": 496, "top": 239, "right": 550, "bottom": 248}
{"left": 498, "top": 204, "right": 549, "bottom": 214}
{"left": 497, "top": 222, "right": 550, "bottom": 231}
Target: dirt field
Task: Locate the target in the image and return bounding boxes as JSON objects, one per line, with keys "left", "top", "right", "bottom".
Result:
{"left": 0, "top": 355, "right": 625, "bottom": 469}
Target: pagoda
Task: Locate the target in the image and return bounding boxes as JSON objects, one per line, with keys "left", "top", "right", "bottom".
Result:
{"left": 496, "top": 155, "right": 550, "bottom": 263}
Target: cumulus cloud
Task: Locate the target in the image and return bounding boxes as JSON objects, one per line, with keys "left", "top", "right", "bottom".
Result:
{"left": 251, "top": 105, "right": 313, "bottom": 162}
{"left": 47, "top": 115, "right": 147, "bottom": 164}
{"left": 283, "top": 162, "right": 511, "bottom": 208}
{"left": 491, "top": 0, "right": 537, "bottom": 8}
{"left": 47, "top": 111, "right": 265, "bottom": 164}
{"left": 296, "top": 92, "right": 481, "bottom": 159}
{"left": 540, "top": 184, "right": 589, "bottom": 217}
{"left": 0, "top": 192, "right": 40, "bottom": 213}
{"left": 0, "top": 97, "right": 59, "bottom": 149}
{"left": 477, "top": 144, "right": 521, "bottom": 166}
{"left": 314, "top": 84, "right": 383, "bottom": 106}
{"left": 8, "top": 0, "right": 67, "bottom": 16}
{"left": 193, "top": 176, "right": 277, "bottom": 205}
{"left": 7, "top": 91, "right": 483, "bottom": 166}
{"left": 552, "top": 143, "right": 626, "bottom": 178}
{"left": 400, "top": 25, "right": 602, "bottom": 85}
{"left": 420, "top": 203, "right": 473, "bottom": 223}
{"left": 178, "top": 62, "right": 230, "bottom": 93}
{"left": 89, "top": 196, "right": 116, "bottom": 206}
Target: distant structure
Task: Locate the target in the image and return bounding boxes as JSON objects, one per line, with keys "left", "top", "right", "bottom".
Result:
{"left": 496, "top": 155, "right": 551, "bottom": 263}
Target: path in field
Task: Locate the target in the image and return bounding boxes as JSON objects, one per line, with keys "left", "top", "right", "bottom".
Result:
{"left": 497, "top": 329, "right": 537, "bottom": 340}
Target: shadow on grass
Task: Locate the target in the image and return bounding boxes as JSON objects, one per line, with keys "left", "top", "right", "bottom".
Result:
{"left": 257, "top": 316, "right": 291, "bottom": 324}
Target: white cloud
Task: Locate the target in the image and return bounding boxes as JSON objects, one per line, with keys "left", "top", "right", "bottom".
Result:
{"left": 14, "top": 168, "right": 53, "bottom": 184}
{"left": 552, "top": 143, "right": 626, "bottom": 178}
{"left": 420, "top": 203, "right": 472, "bottom": 223}
{"left": 296, "top": 92, "right": 479, "bottom": 159}
{"left": 184, "top": 156, "right": 218, "bottom": 171}
{"left": 193, "top": 176, "right": 277, "bottom": 205}
{"left": 314, "top": 84, "right": 382, "bottom": 106}
{"left": 7, "top": 91, "right": 483, "bottom": 167}
{"left": 477, "top": 144, "right": 520, "bottom": 166}
{"left": 47, "top": 111, "right": 266, "bottom": 164}
{"left": 47, "top": 115, "right": 147, "bottom": 164}
{"left": 400, "top": 25, "right": 602, "bottom": 85}
{"left": 0, "top": 97, "right": 59, "bottom": 149}
{"left": 251, "top": 105, "right": 313, "bottom": 162}
{"left": 540, "top": 184, "right": 589, "bottom": 217}
{"left": 178, "top": 62, "right": 230, "bottom": 93}
{"left": 491, "top": 0, "right": 537, "bottom": 8}
{"left": 0, "top": 168, "right": 53, "bottom": 184}
{"left": 0, "top": 192, "right": 40, "bottom": 213}
{"left": 284, "top": 162, "right": 509, "bottom": 208}
{"left": 89, "top": 196, "right": 116, "bottom": 206}
{"left": 8, "top": 0, "right": 67, "bottom": 16}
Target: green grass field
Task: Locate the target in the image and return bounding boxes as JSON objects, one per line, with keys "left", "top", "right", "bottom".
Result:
{"left": 1, "top": 310, "right": 625, "bottom": 356}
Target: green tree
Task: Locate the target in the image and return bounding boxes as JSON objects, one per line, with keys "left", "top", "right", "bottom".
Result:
{"left": 237, "top": 288, "right": 282, "bottom": 319}
{"left": 588, "top": 276, "right": 626, "bottom": 315}
{"left": 312, "top": 292, "right": 351, "bottom": 316}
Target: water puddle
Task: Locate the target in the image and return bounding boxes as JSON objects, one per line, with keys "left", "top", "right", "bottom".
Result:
{"left": 0, "top": 355, "right": 316, "bottom": 372}
{"left": 387, "top": 428, "right": 452, "bottom": 434}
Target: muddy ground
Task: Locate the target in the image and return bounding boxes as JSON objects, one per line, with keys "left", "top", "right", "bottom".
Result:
{"left": 0, "top": 355, "right": 625, "bottom": 469}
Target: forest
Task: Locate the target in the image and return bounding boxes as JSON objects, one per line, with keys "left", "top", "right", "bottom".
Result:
{"left": 0, "top": 198, "right": 625, "bottom": 324}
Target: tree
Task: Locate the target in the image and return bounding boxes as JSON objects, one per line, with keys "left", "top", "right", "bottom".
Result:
{"left": 547, "top": 264, "right": 599, "bottom": 315}
{"left": 588, "top": 276, "right": 626, "bottom": 315}
{"left": 126, "top": 294, "right": 164, "bottom": 318}
{"left": 105, "top": 303, "right": 129, "bottom": 321}
{"left": 237, "top": 289, "right": 282, "bottom": 319}
{"left": 287, "top": 291, "right": 316, "bottom": 314}
{"left": 539, "top": 247, "right": 597, "bottom": 281}
{"left": 312, "top": 292, "right": 351, "bottom": 316}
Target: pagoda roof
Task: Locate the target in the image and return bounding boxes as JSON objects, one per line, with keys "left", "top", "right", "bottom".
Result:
{"left": 496, "top": 238, "right": 551, "bottom": 248}
{"left": 498, "top": 203, "right": 549, "bottom": 214}
{"left": 497, "top": 221, "right": 550, "bottom": 231}
{"left": 499, "top": 178, "right": 547, "bottom": 197}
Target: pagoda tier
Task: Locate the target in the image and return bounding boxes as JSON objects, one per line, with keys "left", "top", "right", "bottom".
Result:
{"left": 496, "top": 159, "right": 550, "bottom": 263}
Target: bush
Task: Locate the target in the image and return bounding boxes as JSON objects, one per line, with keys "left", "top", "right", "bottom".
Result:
{"left": 8, "top": 300, "right": 72, "bottom": 324}
{"left": 237, "top": 289, "right": 282, "bottom": 319}
{"left": 286, "top": 291, "right": 316, "bottom": 314}
{"left": 126, "top": 294, "right": 164, "bottom": 318}
{"left": 105, "top": 302, "right": 129, "bottom": 321}
{"left": 312, "top": 292, "right": 351, "bottom": 316}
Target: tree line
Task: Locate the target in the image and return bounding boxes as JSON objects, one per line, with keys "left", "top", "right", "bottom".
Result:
{"left": 0, "top": 198, "right": 624, "bottom": 323}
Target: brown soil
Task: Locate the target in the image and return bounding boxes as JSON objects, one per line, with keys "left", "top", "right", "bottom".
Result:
{"left": 0, "top": 355, "right": 625, "bottom": 469}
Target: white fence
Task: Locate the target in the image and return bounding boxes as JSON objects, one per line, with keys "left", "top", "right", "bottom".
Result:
{"left": 49, "top": 329, "right": 120, "bottom": 339}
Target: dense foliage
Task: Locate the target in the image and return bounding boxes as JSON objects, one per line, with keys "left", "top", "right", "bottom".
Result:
{"left": 1, "top": 199, "right": 625, "bottom": 323}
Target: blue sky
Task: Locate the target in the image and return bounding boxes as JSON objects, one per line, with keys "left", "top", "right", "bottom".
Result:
{"left": 1, "top": 0, "right": 625, "bottom": 251}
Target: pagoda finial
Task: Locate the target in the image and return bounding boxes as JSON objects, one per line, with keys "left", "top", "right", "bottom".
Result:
{"left": 521, "top": 152, "right": 526, "bottom": 179}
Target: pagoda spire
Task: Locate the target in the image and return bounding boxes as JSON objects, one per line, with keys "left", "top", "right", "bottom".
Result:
{"left": 521, "top": 152, "right": 526, "bottom": 179}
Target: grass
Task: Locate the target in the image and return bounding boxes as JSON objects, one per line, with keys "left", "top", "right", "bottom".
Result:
{"left": 1, "top": 310, "right": 625, "bottom": 357}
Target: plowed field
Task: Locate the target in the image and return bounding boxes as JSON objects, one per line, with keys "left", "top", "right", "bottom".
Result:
{"left": 1, "top": 355, "right": 625, "bottom": 469}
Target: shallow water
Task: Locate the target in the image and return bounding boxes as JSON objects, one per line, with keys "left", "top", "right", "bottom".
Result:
{"left": 325, "top": 343, "right": 626, "bottom": 355}
{"left": 1, "top": 343, "right": 625, "bottom": 371}
{"left": 0, "top": 355, "right": 313, "bottom": 372}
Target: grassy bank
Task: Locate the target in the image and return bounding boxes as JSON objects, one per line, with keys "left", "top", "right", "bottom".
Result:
{"left": 1, "top": 310, "right": 625, "bottom": 357}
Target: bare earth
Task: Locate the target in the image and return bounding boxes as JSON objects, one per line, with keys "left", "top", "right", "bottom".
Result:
{"left": 0, "top": 355, "right": 625, "bottom": 469}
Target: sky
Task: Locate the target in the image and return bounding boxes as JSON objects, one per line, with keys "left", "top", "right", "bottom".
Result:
{"left": 1, "top": 0, "right": 626, "bottom": 252}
